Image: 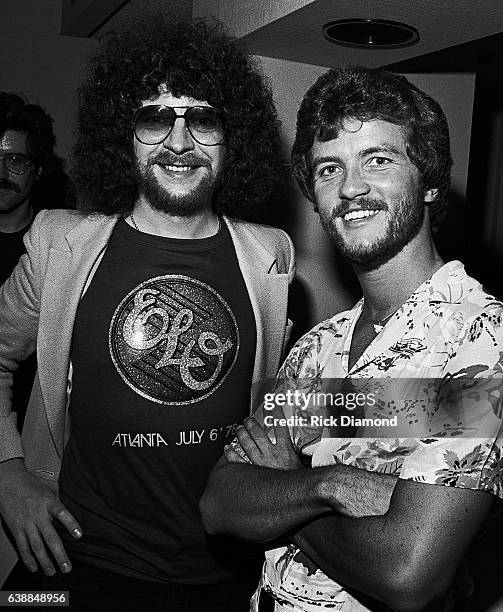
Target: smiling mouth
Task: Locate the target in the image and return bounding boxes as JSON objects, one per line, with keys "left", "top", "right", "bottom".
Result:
{"left": 158, "top": 164, "right": 196, "bottom": 173}
{"left": 342, "top": 209, "right": 381, "bottom": 221}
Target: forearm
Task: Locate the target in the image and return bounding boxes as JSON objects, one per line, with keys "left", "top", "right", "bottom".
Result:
{"left": 318, "top": 463, "right": 397, "bottom": 517}
{"left": 291, "top": 481, "right": 493, "bottom": 611}
{"left": 200, "top": 461, "right": 396, "bottom": 541}
{"left": 292, "top": 512, "right": 417, "bottom": 610}
{"left": 200, "top": 462, "right": 331, "bottom": 542}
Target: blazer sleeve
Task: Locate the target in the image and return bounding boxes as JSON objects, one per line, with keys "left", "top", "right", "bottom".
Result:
{"left": 0, "top": 210, "right": 46, "bottom": 462}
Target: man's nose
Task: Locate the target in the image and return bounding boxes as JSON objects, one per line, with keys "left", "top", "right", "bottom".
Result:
{"left": 338, "top": 166, "right": 370, "bottom": 200}
{"left": 0, "top": 158, "right": 7, "bottom": 178}
{"left": 162, "top": 118, "right": 195, "bottom": 154}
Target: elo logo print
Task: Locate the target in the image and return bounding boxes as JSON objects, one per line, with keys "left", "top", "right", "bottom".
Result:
{"left": 109, "top": 275, "right": 238, "bottom": 404}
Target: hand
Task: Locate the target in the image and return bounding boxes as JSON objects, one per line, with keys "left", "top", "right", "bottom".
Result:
{"left": 0, "top": 459, "right": 82, "bottom": 575}
{"left": 225, "top": 410, "right": 304, "bottom": 470}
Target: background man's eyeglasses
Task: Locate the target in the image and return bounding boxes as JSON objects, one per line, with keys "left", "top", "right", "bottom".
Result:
{"left": 0, "top": 153, "right": 33, "bottom": 175}
{"left": 133, "top": 105, "right": 225, "bottom": 147}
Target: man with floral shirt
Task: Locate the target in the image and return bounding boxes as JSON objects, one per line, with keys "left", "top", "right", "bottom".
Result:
{"left": 200, "top": 66, "right": 503, "bottom": 611}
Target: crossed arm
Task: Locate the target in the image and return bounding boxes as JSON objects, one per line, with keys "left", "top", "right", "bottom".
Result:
{"left": 200, "top": 417, "right": 396, "bottom": 539}
{"left": 200, "top": 416, "right": 493, "bottom": 611}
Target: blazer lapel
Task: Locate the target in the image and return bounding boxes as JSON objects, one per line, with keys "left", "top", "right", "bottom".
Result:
{"left": 37, "top": 215, "right": 120, "bottom": 457}
{"left": 224, "top": 217, "right": 289, "bottom": 409}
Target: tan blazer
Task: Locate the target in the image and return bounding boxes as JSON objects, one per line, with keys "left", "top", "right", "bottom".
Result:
{"left": 0, "top": 209, "right": 294, "bottom": 581}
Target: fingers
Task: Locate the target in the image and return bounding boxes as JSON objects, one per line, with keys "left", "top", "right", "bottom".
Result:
{"left": 25, "top": 523, "right": 56, "bottom": 576}
{"left": 0, "top": 469, "right": 83, "bottom": 576}
{"left": 224, "top": 444, "right": 248, "bottom": 463}
{"left": 230, "top": 415, "right": 302, "bottom": 469}
{"left": 52, "top": 502, "right": 82, "bottom": 540}
{"left": 244, "top": 417, "right": 273, "bottom": 446}
{"left": 11, "top": 500, "right": 80, "bottom": 575}
{"left": 44, "top": 501, "right": 81, "bottom": 573}
{"left": 270, "top": 404, "right": 292, "bottom": 442}
{"left": 39, "top": 522, "right": 72, "bottom": 575}
{"left": 14, "top": 531, "right": 37, "bottom": 573}
{"left": 236, "top": 422, "right": 263, "bottom": 462}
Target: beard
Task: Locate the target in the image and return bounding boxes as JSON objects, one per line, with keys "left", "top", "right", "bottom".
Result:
{"left": 136, "top": 154, "right": 220, "bottom": 217}
{"left": 320, "top": 193, "right": 425, "bottom": 271}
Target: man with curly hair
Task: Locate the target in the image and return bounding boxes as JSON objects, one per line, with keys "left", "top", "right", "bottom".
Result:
{"left": 201, "top": 67, "right": 503, "bottom": 611}
{"left": 0, "top": 93, "right": 74, "bottom": 433}
{"left": 0, "top": 92, "right": 73, "bottom": 284}
{"left": 0, "top": 20, "right": 293, "bottom": 610}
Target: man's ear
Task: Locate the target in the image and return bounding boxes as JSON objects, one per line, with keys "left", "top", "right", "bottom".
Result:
{"left": 424, "top": 187, "right": 438, "bottom": 203}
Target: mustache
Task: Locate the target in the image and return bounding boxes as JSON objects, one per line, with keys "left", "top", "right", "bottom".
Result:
{"left": 147, "top": 153, "right": 211, "bottom": 168}
{"left": 333, "top": 197, "right": 388, "bottom": 218}
{"left": 0, "top": 180, "right": 21, "bottom": 192}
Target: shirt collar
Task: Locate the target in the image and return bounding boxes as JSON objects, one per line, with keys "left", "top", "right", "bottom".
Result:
{"left": 406, "top": 260, "right": 475, "bottom": 307}
{"left": 350, "top": 260, "right": 474, "bottom": 326}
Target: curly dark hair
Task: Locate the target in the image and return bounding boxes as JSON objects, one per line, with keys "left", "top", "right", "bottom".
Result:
{"left": 291, "top": 66, "right": 452, "bottom": 231}
{"left": 0, "top": 92, "right": 74, "bottom": 210}
{"left": 73, "top": 19, "right": 282, "bottom": 219}
{"left": 0, "top": 92, "right": 56, "bottom": 169}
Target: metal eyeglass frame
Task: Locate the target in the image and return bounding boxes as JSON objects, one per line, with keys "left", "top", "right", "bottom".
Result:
{"left": 133, "top": 105, "right": 226, "bottom": 147}
{"left": 0, "top": 153, "right": 33, "bottom": 175}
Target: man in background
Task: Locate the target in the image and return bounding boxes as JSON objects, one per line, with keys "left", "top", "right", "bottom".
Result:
{"left": 0, "top": 20, "right": 293, "bottom": 610}
{"left": 201, "top": 66, "right": 503, "bottom": 611}
{"left": 0, "top": 92, "right": 73, "bottom": 284}
{"left": 0, "top": 92, "right": 73, "bottom": 431}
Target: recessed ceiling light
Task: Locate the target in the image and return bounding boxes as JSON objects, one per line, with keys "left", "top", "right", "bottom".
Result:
{"left": 323, "top": 19, "right": 419, "bottom": 49}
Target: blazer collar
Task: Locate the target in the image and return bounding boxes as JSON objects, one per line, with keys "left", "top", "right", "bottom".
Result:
{"left": 223, "top": 215, "right": 278, "bottom": 273}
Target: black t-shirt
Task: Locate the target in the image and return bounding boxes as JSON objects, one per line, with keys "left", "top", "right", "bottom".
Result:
{"left": 0, "top": 227, "right": 28, "bottom": 286}
{"left": 58, "top": 218, "right": 257, "bottom": 583}
{"left": 0, "top": 225, "right": 37, "bottom": 429}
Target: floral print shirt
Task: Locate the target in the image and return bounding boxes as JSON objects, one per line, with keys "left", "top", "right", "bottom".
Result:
{"left": 255, "top": 261, "right": 503, "bottom": 612}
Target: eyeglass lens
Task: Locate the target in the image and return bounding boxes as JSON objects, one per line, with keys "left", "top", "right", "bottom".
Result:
{"left": 0, "top": 154, "right": 31, "bottom": 175}
{"left": 134, "top": 106, "right": 225, "bottom": 146}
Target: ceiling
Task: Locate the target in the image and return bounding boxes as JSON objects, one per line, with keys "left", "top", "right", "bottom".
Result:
{"left": 95, "top": 0, "right": 192, "bottom": 38}
{"left": 61, "top": 0, "right": 503, "bottom": 72}
{"left": 234, "top": 0, "right": 503, "bottom": 70}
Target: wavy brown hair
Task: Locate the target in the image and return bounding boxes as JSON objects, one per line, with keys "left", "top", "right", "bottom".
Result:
{"left": 72, "top": 20, "right": 282, "bottom": 219}
{"left": 291, "top": 66, "right": 452, "bottom": 232}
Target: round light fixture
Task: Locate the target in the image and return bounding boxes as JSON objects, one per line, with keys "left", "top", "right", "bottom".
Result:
{"left": 323, "top": 19, "right": 419, "bottom": 49}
